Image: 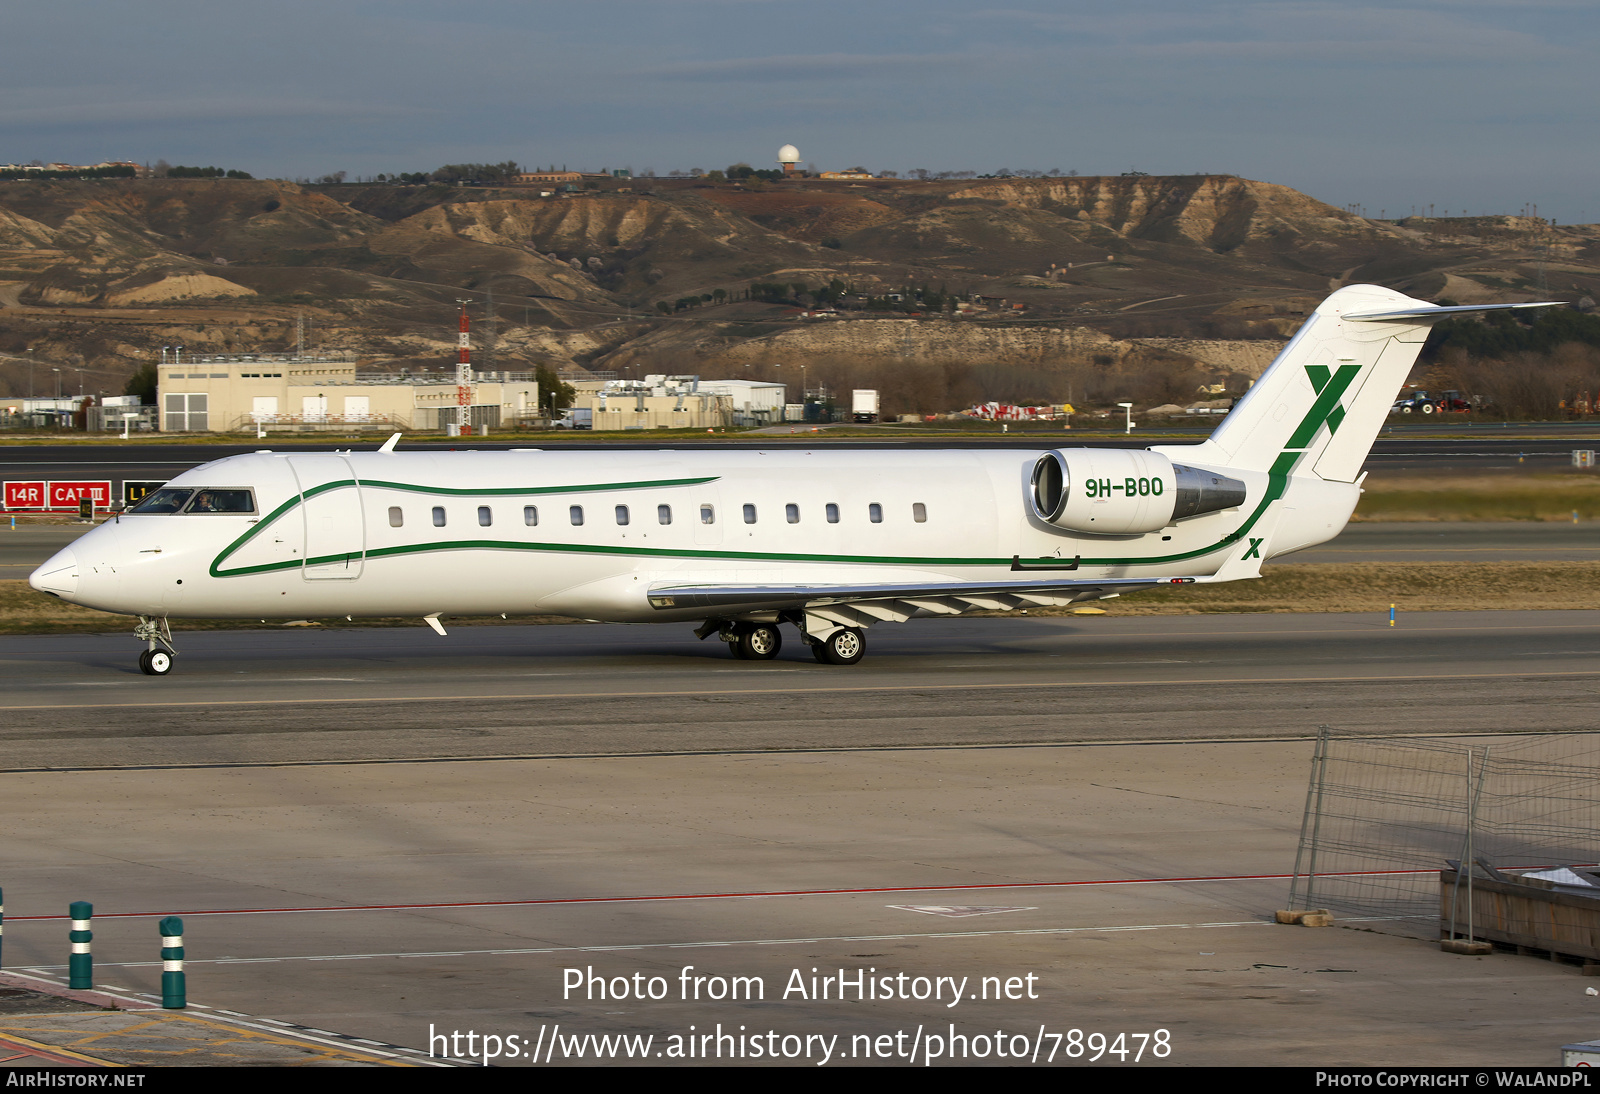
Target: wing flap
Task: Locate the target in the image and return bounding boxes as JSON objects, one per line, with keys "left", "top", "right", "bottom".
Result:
{"left": 647, "top": 575, "right": 1196, "bottom": 614}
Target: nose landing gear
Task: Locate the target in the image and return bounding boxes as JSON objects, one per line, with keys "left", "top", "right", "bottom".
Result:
{"left": 134, "top": 616, "right": 177, "bottom": 676}
{"left": 138, "top": 649, "right": 173, "bottom": 676}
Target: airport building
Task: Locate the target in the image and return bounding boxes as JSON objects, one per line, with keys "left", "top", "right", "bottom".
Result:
{"left": 157, "top": 354, "right": 540, "bottom": 433}
{"left": 571, "top": 376, "right": 787, "bottom": 430}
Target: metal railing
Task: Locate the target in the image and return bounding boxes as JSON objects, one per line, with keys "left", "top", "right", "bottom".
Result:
{"left": 229, "top": 413, "right": 406, "bottom": 432}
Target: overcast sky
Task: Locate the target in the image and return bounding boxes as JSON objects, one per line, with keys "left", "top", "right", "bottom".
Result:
{"left": 2, "top": 1, "right": 1595, "bottom": 221}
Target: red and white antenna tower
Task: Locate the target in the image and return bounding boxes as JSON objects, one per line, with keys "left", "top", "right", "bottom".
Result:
{"left": 454, "top": 299, "right": 475, "bottom": 413}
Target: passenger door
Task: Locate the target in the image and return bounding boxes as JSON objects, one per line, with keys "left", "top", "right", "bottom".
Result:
{"left": 287, "top": 455, "right": 365, "bottom": 580}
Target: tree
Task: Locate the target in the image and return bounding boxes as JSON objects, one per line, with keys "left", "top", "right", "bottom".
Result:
{"left": 125, "top": 361, "right": 157, "bottom": 404}
{"left": 712, "top": 289, "right": 726, "bottom": 305}
{"left": 534, "top": 364, "right": 574, "bottom": 413}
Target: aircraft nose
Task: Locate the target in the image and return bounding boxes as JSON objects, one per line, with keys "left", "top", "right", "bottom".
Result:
{"left": 30, "top": 547, "right": 79, "bottom": 597}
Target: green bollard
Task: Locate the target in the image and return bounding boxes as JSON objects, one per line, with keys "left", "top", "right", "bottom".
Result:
{"left": 159, "top": 916, "right": 185, "bottom": 1009}
{"left": 68, "top": 901, "right": 92, "bottom": 990}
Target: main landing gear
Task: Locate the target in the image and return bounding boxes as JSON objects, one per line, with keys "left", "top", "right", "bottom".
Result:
{"left": 698, "top": 619, "right": 866, "bottom": 666}
{"left": 728, "top": 622, "right": 783, "bottom": 660}
{"left": 134, "top": 616, "right": 177, "bottom": 676}
{"left": 809, "top": 626, "right": 866, "bottom": 666}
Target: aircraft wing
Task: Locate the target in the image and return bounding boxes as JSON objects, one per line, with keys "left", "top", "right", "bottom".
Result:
{"left": 648, "top": 573, "right": 1198, "bottom": 621}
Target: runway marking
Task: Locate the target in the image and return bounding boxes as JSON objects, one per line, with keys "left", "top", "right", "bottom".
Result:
{"left": 0, "top": 667, "right": 1596, "bottom": 712}
{"left": 1, "top": 867, "right": 1431, "bottom": 923}
{"left": 3, "top": 617, "right": 1597, "bottom": 660}
{"left": 0, "top": 727, "right": 1580, "bottom": 775}
{"left": 13, "top": 913, "right": 1433, "bottom": 970}
{"left": 24, "top": 917, "right": 1279, "bottom": 969}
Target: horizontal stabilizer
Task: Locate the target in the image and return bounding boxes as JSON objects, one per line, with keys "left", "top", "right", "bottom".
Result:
{"left": 1344, "top": 301, "right": 1563, "bottom": 323}
{"left": 1173, "top": 286, "right": 1568, "bottom": 481}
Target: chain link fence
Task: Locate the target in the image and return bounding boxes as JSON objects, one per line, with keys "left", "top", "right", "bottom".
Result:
{"left": 1286, "top": 728, "right": 1600, "bottom": 940}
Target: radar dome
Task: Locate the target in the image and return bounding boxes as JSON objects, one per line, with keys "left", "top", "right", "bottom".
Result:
{"left": 777, "top": 144, "right": 800, "bottom": 163}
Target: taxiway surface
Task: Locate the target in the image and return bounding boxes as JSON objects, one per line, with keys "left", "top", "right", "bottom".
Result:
{"left": 1, "top": 611, "right": 1596, "bottom": 769}
{"left": 0, "top": 611, "right": 1595, "bottom": 1065}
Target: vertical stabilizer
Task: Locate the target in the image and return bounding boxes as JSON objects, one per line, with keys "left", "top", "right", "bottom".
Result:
{"left": 1170, "top": 285, "right": 1557, "bottom": 482}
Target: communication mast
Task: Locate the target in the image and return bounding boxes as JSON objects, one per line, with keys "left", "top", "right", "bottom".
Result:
{"left": 455, "top": 299, "right": 476, "bottom": 423}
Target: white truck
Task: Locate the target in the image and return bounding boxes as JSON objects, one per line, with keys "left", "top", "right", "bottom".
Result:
{"left": 851, "top": 389, "right": 879, "bottom": 423}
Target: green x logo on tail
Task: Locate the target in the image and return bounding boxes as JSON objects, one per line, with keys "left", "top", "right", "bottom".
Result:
{"left": 1295, "top": 363, "right": 1363, "bottom": 444}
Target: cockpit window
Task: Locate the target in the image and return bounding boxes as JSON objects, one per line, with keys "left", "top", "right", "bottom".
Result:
{"left": 185, "top": 489, "right": 255, "bottom": 514}
{"left": 127, "top": 488, "right": 193, "bottom": 514}
{"left": 126, "top": 487, "right": 256, "bottom": 515}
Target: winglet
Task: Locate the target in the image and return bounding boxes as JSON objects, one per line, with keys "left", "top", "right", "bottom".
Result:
{"left": 424, "top": 613, "right": 447, "bottom": 636}
{"left": 379, "top": 433, "right": 402, "bottom": 453}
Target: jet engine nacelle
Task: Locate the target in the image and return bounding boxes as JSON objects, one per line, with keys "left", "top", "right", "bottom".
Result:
{"left": 1030, "top": 449, "right": 1247, "bottom": 535}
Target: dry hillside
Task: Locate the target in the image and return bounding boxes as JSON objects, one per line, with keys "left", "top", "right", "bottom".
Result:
{"left": 0, "top": 174, "right": 1593, "bottom": 409}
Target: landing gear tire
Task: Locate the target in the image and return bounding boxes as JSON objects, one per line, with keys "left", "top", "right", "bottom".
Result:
{"left": 139, "top": 649, "right": 173, "bottom": 676}
{"left": 812, "top": 627, "right": 865, "bottom": 666}
{"left": 736, "top": 623, "right": 782, "bottom": 660}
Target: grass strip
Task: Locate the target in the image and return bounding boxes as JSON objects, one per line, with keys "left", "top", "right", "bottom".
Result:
{"left": 1081, "top": 560, "right": 1600, "bottom": 615}
{"left": 1353, "top": 474, "right": 1600, "bottom": 522}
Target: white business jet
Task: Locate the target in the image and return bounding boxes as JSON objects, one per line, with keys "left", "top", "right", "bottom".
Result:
{"left": 31, "top": 284, "right": 1555, "bottom": 675}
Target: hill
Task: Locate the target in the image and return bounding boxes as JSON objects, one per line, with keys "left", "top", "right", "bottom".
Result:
{"left": 0, "top": 174, "right": 1592, "bottom": 410}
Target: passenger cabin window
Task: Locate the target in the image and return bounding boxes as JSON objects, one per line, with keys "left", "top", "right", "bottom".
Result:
{"left": 658, "top": 504, "right": 671, "bottom": 525}
{"left": 432, "top": 506, "right": 446, "bottom": 527}
{"left": 786, "top": 503, "right": 799, "bottom": 524}
{"left": 743, "top": 503, "right": 757, "bottom": 524}
{"left": 388, "top": 507, "right": 403, "bottom": 528}
{"left": 825, "top": 503, "right": 839, "bottom": 524}
{"left": 478, "top": 506, "right": 492, "bottom": 527}
{"left": 913, "top": 502, "right": 927, "bottom": 523}
{"left": 523, "top": 506, "right": 538, "bottom": 526}
{"left": 869, "top": 503, "right": 883, "bottom": 523}
{"left": 615, "top": 505, "right": 629, "bottom": 526}
{"left": 570, "top": 505, "right": 584, "bottom": 526}
{"left": 700, "top": 504, "right": 715, "bottom": 525}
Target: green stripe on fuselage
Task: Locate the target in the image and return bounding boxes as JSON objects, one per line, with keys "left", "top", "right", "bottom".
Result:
{"left": 207, "top": 389, "right": 1356, "bottom": 580}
